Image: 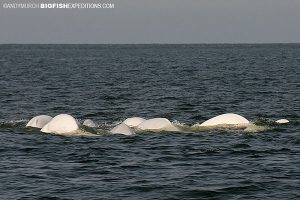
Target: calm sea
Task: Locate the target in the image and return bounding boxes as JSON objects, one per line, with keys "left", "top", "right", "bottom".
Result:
{"left": 0, "top": 44, "right": 299, "bottom": 199}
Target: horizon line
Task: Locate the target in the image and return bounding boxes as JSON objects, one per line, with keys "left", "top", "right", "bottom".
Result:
{"left": 1, "top": 42, "right": 300, "bottom": 45}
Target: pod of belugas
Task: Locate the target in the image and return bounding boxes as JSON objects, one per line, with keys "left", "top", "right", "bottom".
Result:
{"left": 83, "top": 119, "right": 97, "bottom": 127}
{"left": 110, "top": 123, "right": 135, "bottom": 135}
{"left": 195, "top": 113, "right": 250, "bottom": 127}
{"left": 123, "top": 117, "right": 146, "bottom": 128}
{"left": 137, "top": 118, "right": 180, "bottom": 132}
{"left": 26, "top": 115, "right": 53, "bottom": 128}
{"left": 41, "top": 114, "right": 79, "bottom": 134}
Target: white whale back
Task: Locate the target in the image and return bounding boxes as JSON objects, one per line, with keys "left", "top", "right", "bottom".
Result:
{"left": 275, "top": 119, "right": 289, "bottom": 124}
{"left": 110, "top": 123, "right": 135, "bottom": 135}
{"left": 137, "top": 118, "right": 179, "bottom": 132}
{"left": 41, "top": 114, "right": 79, "bottom": 134}
{"left": 26, "top": 115, "right": 52, "bottom": 128}
{"left": 199, "top": 113, "right": 250, "bottom": 127}
{"left": 123, "top": 117, "right": 146, "bottom": 128}
{"left": 83, "top": 119, "right": 97, "bottom": 127}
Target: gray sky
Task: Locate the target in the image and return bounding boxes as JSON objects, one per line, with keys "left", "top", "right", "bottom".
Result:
{"left": 1, "top": 0, "right": 300, "bottom": 44}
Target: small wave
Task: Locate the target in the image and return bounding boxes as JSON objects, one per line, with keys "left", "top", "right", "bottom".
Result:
{"left": 0, "top": 120, "right": 27, "bottom": 129}
{"left": 82, "top": 111, "right": 113, "bottom": 118}
{"left": 253, "top": 117, "right": 277, "bottom": 126}
{"left": 35, "top": 196, "right": 70, "bottom": 200}
{"left": 232, "top": 143, "right": 251, "bottom": 149}
{"left": 43, "top": 129, "right": 101, "bottom": 137}
{"left": 179, "top": 182, "right": 267, "bottom": 198}
{"left": 189, "top": 123, "right": 251, "bottom": 133}
{"left": 230, "top": 147, "right": 292, "bottom": 157}
{"left": 290, "top": 138, "right": 300, "bottom": 144}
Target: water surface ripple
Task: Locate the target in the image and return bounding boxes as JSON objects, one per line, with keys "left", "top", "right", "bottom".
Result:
{"left": 0, "top": 44, "right": 299, "bottom": 199}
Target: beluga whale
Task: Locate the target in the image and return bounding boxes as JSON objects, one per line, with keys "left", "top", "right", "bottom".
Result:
{"left": 110, "top": 123, "right": 135, "bottom": 135}
{"left": 137, "top": 118, "right": 180, "bottom": 132}
{"left": 275, "top": 119, "right": 289, "bottom": 124}
{"left": 83, "top": 119, "right": 97, "bottom": 127}
{"left": 123, "top": 117, "right": 146, "bottom": 128}
{"left": 195, "top": 113, "right": 250, "bottom": 127}
{"left": 26, "top": 115, "right": 53, "bottom": 128}
{"left": 41, "top": 114, "right": 79, "bottom": 135}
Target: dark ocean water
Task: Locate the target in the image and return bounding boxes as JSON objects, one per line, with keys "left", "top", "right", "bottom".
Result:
{"left": 0, "top": 44, "right": 299, "bottom": 199}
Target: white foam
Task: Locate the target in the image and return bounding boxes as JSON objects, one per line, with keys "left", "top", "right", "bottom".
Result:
{"left": 244, "top": 123, "right": 270, "bottom": 133}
